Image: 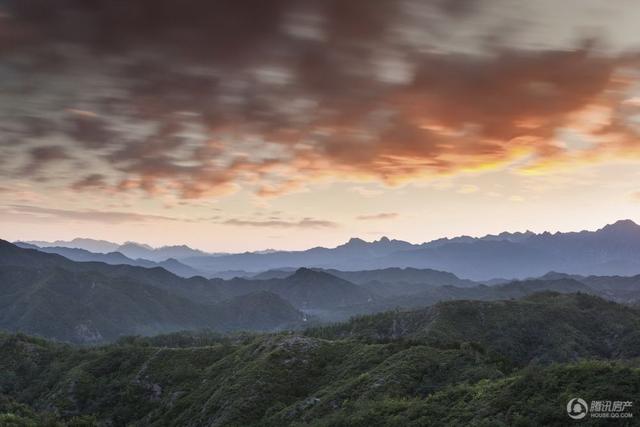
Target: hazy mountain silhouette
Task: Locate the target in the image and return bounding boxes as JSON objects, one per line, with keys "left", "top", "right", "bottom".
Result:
{"left": 182, "top": 236, "right": 416, "bottom": 276}
{"left": 24, "top": 237, "right": 121, "bottom": 253}
{"left": 212, "top": 268, "right": 375, "bottom": 310}
{"left": 24, "top": 220, "right": 640, "bottom": 279}
{"left": 15, "top": 242, "right": 202, "bottom": 278}
{"left": 23, "top": 239, "right": 212, "bottom": 261}
{"left": 116, "top": 242, "right": 210, "bottom": 262}
{"left": 251, "top": 267, "right": 476, "bottom": 298}
{"left": 178, "top": 220, "right": 640, "bottom": 279}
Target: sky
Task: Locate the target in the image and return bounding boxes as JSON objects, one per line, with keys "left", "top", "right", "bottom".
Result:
{"left": 1, "top": 0, "right": 640, "bottom": 252}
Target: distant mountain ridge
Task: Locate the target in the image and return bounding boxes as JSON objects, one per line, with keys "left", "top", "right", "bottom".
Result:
{"left": 23, "top": 238, "right": 121, "bottom": 253}
{"left": 21, "top": 219, "right": 640, "bottom": 279}
{"left": 181, "top": 219, "right": 640, "bottom": 279}
{"left": 21, "top": 239, "right": 213, "bottom": 262}
{"left": 116, "top": 242, "right": 211, "bottom": 262}
{"left": 14, "top": 242, "right": 202, "bottom": 278}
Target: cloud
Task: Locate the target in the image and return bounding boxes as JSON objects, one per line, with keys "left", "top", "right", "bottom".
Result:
{"left": 3, "top": 205, "right": 187, "bottom": 224}
{"left": 356, "top": 212, "right": 399, "bottom": 220}
{"left": 71, "top": 174, "right": 107, "bottom": 191}
{"left": 1, "top": 1, "right": 640, "bottom": 200}
{"left": 223, "top": 217, "right": 338, "bottom": 228}
{"left": 66, "top": 111, "right": 113, "bottom": 149}
{"left": 22, "top": 145, "right": 70, "bottom": 175}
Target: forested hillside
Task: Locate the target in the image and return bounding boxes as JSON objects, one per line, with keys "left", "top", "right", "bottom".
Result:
{"left": 1, "top": 293, "right": 638, "bottom": 426}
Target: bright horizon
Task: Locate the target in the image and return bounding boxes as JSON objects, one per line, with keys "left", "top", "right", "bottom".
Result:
{"left": 7, "top": 217, "right": 638, "bottom": 253}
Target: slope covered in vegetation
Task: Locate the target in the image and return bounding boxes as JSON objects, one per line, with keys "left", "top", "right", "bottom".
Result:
{"left": 0, "top": 293, "right": 639, "bottom": 426}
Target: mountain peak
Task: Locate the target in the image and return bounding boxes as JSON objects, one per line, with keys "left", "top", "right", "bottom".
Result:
{"left": 159, "top": 244, "right": 189, "bottom": 250}
{"left": 600, "top": 219, "right": 640, "bottom": 233}
{"left": 290, "top": 267, "right": 343, "bottom": 283}
{"left": 121, "top": 241, "right": 153, "bottom": 249}
{"left": 344, "top": 237, "right": 367, "bottom": 246}
{"left": 292, "top": 267, "right": 317, "bottom": 277}
{"left": 0, "top": 239, "right": 14, "bottom": 248}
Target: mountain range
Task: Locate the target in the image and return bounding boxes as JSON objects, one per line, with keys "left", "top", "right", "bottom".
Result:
{"left": 22, "top": 219, "right": 640, "bottom": 280}
{"left": 4, "top": 228, "right": 640, "bottom": 424}
{"left": 0, "top": 240, "right": 304, "bottom": 343}
{"left": 4, "top": 238, "right": 640, "bottom": 342}
{"left": 186, "top": 219, "right": 640, "bottom": 279}
{"left": 14, "top": 242, "right": 202, "bottom": 278}
{"left": 22, "top": 238, "right": 212, "bottom": 261}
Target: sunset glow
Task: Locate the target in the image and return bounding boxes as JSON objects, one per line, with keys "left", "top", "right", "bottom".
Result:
{"left": 1, "top": 0, "right": 640, "bottom": 251}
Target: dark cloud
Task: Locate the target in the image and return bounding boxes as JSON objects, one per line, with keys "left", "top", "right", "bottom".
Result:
{"left": 21, "top": 116, "right": 55, "bottom": 139}
{"left": 22, "top": 145, "right": 70, "bottom": 175}
{"left": 71, "top": 173, "right": 107, "bottom": 191}
{"left": 66, "top": 111, "right": 113, "bottom": 148}
{"left": 3, "top": 0, "right": 294, "bottom": 63}
{"left": 28, "top": 145, "right": 68, "bottom": 161}
{"left": 438, "top": 0, "right": 478, "bottom": 17}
